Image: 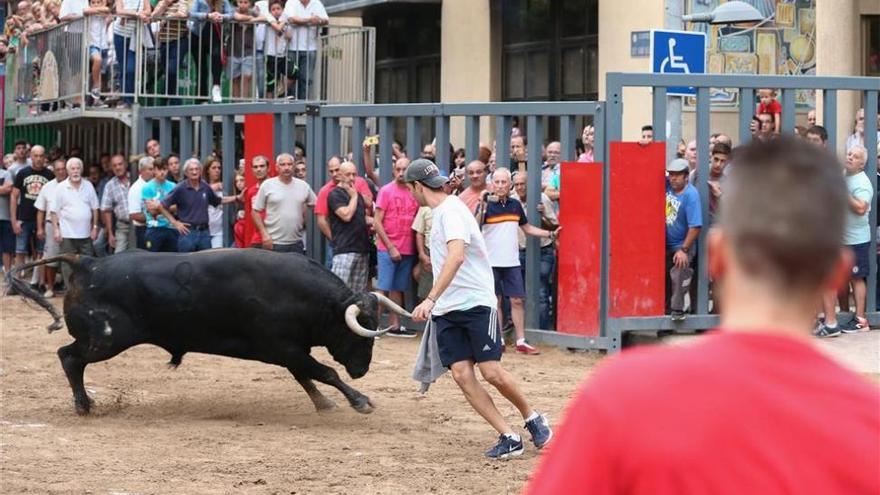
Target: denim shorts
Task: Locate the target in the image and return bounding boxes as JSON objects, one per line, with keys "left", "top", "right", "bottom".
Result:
{"left": 229, "top": 56, "right": 255, "bottom": 78}
{"left": 15, "top": 220, "right": 44, "bottom": 255}
{"left": 376, "top": 251, "right": 415, "bottom": 292}
{"left": 89, "top": 46, "right": 107, "bottom": 58}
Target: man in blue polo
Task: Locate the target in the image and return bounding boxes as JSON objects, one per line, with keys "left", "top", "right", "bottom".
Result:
{"left": 479, "top": 167, "right": 560, "bottom": 355}
{"left": 141, "top": 159, "right": 179, "bottom": 252}
{"left": 153, "top": 158, "right": 237, "bottom": 252}
{"left": 665, "top": 157, "right": 702, "bottom": 321}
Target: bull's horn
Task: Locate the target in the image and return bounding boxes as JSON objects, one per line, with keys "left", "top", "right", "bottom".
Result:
{"left": 371, "top": 292, "right": 413, "bottom": 318}
{"left": 344, "top": 304, "right": 391, "bottom": 338}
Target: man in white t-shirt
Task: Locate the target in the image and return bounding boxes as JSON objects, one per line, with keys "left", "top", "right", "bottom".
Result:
{"left": 127, "top": 156, "right": 155, "bottom": 249}
{"left": 34, "top": 159, "right": 68, "bottom": 297}
{"left": 252, "top": 152, "right": 316, "bottom": 253}
{"left": 405, "top": 158, "right": 553, "bottom": 460}
{"left": 50, "top": 158, "right": 99, "bottom": 286}
{"left": 283, "top": 0, "right": 327, "bottom": 99}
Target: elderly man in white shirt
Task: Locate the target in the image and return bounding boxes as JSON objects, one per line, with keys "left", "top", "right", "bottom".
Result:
{"left": 283, "top": 0, "right": 327, "bottom": 99}
{"left": 34, "top": 160, "right": 68, "bottom": 298}
{"left": 127, "top": 156, "right": 155, "bottom": 249}
{"left": 50, "top": 158, "right": 100, "bottom": 286}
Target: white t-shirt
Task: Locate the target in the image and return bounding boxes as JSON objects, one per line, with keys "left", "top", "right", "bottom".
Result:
{"left": 264, "top": 11, "right": 289, "bottom": 56}
{"left": 59, "top": 0, "right": 88, "bottom": 32}
{"left": 34, "top": 178, "right": 60, "bottom": 219}
{"left": 88, "top": 14, "right": 108, "bottom": 49}
{"left": 113, "top": 0, "right": 143, "bottom": 37}
{"left": 51, "top": 179, "right": 99, "bottom": 239}
{"left": 283, "top": 0, "right": 327, "bottom": 52}
{"left": 208, "top": 189, "right": 223, "bottom": 236}
{"left": 128, "top": 177, "right": 147, "bottom": 226}
{"left": 429, "top": 195, "right": 497, "bottom": 316}
{"left": 253, "top": 177, "right": 316, "bottom": 244}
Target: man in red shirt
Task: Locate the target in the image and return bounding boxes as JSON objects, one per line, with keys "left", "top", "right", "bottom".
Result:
{"left": 526, "top": 136, "right": 880, "bottom": 495}
{"left": 315, "top": 156, "right": 374, "bottom": 249}
{"left": 243, "top": 155, "right": 271, "bottom": 247}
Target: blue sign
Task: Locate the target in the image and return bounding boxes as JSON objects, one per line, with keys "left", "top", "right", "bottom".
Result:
{"left": 631, "top": 31, "right": 650, "bottom": 58}
{"left": 650, "top": 29, "right": 706, "bottom": 97}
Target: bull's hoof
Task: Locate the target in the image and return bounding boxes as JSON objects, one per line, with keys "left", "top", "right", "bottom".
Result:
{"left": 74, "top": 396, "right": 93, "bottom": 415}
{"left": 314, "top": 398, "right": 337, "bottom": 412}
{"left": 352, "top": 398, "right": 374, "bottom": 414}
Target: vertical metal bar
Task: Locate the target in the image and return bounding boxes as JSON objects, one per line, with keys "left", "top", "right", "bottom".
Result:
{"left": 406, "top": 117, "right": 421, "bottom": 164}
{"left": 601, "top": 75, "right": 623, "bottom": 345}
{"left": 823, "top": 90, "right": 838, "bottom": 152}
{"left": 305, "top": 113, "right": 322, "bottom": 261}
{"left": 739, "top": 88, "right": 754, "bottom": 144}
{"left": 495, "top": 116, "right": 511, "bottom": 162}
{"left": 780, "top": 88, "right": 795, "bottom": 134}
{"left": 180, "top": 116, "right": 193, "bottom": 160}
{"left": 560, "top": 115, "right": 574, "bottom": 163}
{"left": 325, "top": 117, "right": 341, "bottom": 159}
{"left": 281, "top": 112, "right": 294, "bottom": 154}
{"left": 525, "top": 115, "right": 544, "bottom": 329}
{"left": 221, "top": 114, "right": 236, "bottom": 247}
{"left": 132, "top": 108, "right": 146, "bottom": 180}
{"left": 593, "top": 103, "right": 605, "bottom": 165}
{"left": 378, "top": 117, "right": 392, "bottom": 185}
{"left": 465, "top": 116, "right": 480, "bottom": 163}
{"left": 695, "top": 86, "right": 711, "bottom": 315}
{"left": 159, "top": 117, "right": 172, "bottom": 156}
{"left": 351, "top": 117, "right": 366, "bottom": 171}
{"left": 200, "top": 116, "right": 213, "bottom": 161}
{"left": 435, "top": 115, "right": 450, "bottom": 173}
{"left": 652, "top": 87, "right": 667, "bottom": 143}
{"left": 864, "top": 90, "right": 879, "bottom": 313}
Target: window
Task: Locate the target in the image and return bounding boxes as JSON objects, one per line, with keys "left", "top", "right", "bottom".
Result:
{"left": 364, "top": 4, "right": 441, "bottom": 104}
{"left": 865, "top": 16, "right": 880, "bottom": 77}
{"left": 502, "top": 0, "right": 598, "bottom": 101}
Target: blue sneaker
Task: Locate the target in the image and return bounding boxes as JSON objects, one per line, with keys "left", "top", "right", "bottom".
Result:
{"left": 524, "top": 413, "right": 553, "bottom": 449}
{"left": 485, "top": 434, "right": 524, "bottom": 459}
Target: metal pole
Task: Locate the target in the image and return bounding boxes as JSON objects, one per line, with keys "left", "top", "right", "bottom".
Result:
{"left": 695, "top": 86, "right": 711, "bottom": 314}
{"left": 221, "top": 114, "right": 235, "bottom": 247}
{"left": 665, "top": 0, "right": 684, "bottom": 165}
{"left": 525, "top": 115, "right": 544, "bottom": 329}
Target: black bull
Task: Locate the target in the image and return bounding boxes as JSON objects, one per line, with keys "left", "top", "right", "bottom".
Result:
{"left": 6, "top": 249, "right": 411, "bottom": 415}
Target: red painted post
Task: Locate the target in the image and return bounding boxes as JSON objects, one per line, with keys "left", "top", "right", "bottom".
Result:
{"left": 242, "top": 114, "right": 275, "bottom": 246}
{"left": 556, "top": 161, "right": 603, "bottom": 336}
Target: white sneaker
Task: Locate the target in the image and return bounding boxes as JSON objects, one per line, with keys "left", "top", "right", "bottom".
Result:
{"left": 211, "top": 85, "right": 222, "bottom": 103}
{"left": 43, "top": 289, "right": 54, "bottom": 298}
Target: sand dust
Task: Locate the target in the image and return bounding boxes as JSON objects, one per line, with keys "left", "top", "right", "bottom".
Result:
{"left": 1, "top": 295, "right": 603, "bottom": 494}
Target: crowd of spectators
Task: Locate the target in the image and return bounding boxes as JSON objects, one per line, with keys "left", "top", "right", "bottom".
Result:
{"left": 3, "top": 0, "right": 330, "bottom": 106}
{"left": 2, "top": 97, "right": 878, "bottom": 343}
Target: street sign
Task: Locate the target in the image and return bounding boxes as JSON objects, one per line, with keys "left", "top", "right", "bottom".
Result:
{"left": 650, "top": 29, "right": 706, "bottom": 97}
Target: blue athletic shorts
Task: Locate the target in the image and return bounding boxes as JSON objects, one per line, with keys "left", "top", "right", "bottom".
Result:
{"left": 492, "top": 266, "right": 526, "bottom": 298}
{"left": 849, "top": 242, "right": 870, "bottom": 280}
{"left": 376, "top": 251, "right": 415, "bottom": 292}
{"left": 433, "top": 305, "right": 502, "bottom": 368}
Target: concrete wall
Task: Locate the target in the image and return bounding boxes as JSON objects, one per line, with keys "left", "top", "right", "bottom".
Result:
{"left": 597, "top": 0, "right": 664, "bottom": 142}
{"left": 816, "top": 0, "right": 861, "bottom": 153}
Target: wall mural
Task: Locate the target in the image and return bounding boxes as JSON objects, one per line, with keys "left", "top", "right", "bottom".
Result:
{"left": 686, "top": 0, "right": 816, "bottom": 109}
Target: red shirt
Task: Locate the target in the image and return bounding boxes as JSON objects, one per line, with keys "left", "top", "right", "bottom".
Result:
{"left": 245, "top": 183, "right": 265, "bottom": 246}
{"left": 314, "top": 177, "right": 373, "bottom": 216}
{"left": 757, "top": 99, "right": 782, "bottom": 116}
{"left": 526, "top": 331, "right": 880, "bottom": 495}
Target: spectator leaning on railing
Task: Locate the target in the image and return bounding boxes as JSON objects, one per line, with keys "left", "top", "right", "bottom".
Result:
{"left": 190, "top": 0, "right": 234, "bottom": 103}
{"left": 283, "top": 0, "right": 327, "bottom": 100}
{"left": 151, "top": 0, "right": 194, "bottom": 106}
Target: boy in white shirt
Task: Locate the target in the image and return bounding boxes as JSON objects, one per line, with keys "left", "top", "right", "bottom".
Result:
{"left": 263, "top": 0, "right": 291, "bottom": 97}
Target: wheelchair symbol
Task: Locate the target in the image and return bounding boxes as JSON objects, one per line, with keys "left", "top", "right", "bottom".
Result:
{"left": 660, "top": 38, "right": 690, "bottom": 74}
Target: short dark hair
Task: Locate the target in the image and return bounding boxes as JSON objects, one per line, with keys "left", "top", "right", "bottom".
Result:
{"left": 14, "top": 140, "right": 27, "bottom": 148}
{"left": 153, "top": 157, "right": 168, "bottom": 170}
{"left": 805, "top": 125, "right": 828, "bottom": 142}
{"left": 712, "top": 142, "right": 731, "bottom": 156}
{"left": 269, "top": 0, "right": 282, "bottom": 6}
{"left": 641, "top": 125, "right": 653, "bottom": 132}
{"left": 721, "top": 136, "right": 847, "bottom": 291}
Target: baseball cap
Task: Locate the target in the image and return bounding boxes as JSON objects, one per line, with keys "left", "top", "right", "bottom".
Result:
{"left": 404, "top": 158, "right": 448, "bottom": 189}
{"left": 667, "top": 158, "right": 689, "bottom": 173}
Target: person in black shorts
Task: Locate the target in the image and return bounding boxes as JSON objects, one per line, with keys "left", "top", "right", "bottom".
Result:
{"left": 405, "top": 158, "right": 553, "bottom": 460}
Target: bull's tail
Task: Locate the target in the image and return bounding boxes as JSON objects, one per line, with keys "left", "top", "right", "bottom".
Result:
{"left": 5, "top": 254, "right": 79, "bottom": 333}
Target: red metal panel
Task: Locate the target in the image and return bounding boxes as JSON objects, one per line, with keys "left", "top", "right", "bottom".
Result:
{"left": 556, "top": 161, "right": 603, "bottom": 336}
{"left": 609, "top": 142, "right": 666, "bottom": 317}
{"left": 243, "top": 114, "right": 275, "bottom": 246}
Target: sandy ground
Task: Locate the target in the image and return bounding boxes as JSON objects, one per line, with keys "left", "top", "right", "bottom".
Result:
{"left": 0, "top": 295, "right": 603, "bottom": 495}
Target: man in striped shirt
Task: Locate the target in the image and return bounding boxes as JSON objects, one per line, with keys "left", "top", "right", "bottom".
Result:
{"left": 100, "top": 154, "right": 134, "bottom": 253}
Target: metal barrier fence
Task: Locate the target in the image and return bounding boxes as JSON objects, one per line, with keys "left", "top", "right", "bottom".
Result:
{"left": 137, "top": 72, "right": 880, "bottom": 352}
{"left": 9, "top": 15, "right": 374, "bottom": 116}
{"left": 605, "top": 73, "right": 880, "bottom": 343}
{"left": 137, "top": 101, "right": 602, "bottom": 340}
